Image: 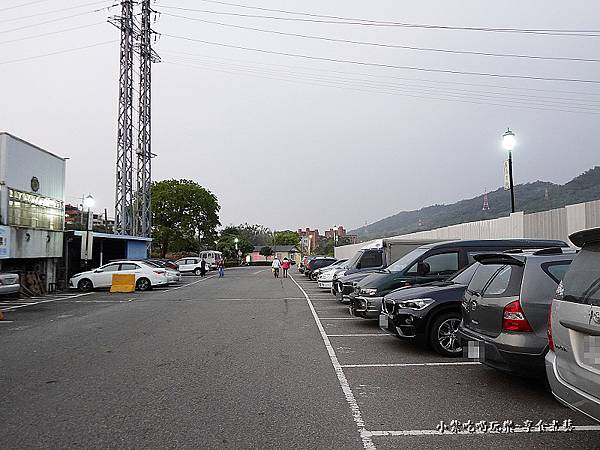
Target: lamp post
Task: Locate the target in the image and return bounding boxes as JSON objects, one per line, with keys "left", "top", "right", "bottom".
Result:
{"left": 502, "top": 128, "right": 516, "bottom": 214}
{"left": 83, "top": 194, "right": 95, "bottom": 267}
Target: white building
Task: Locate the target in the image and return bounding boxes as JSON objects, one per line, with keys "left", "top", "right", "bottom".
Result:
{"left": 0, "top": 133, "right": 66, "bottom": 290}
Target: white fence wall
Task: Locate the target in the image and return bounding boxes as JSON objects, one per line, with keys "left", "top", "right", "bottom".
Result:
{"left": 335, "top": 200, "right": 600, "bottom": 258}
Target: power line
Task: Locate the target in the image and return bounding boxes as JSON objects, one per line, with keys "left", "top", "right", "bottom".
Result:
{"left": 0, "top": 0, "right": 51, "bottom": 12}
{"left": 0, "top": 22, "right": 105, "bottom": 46}
{"left": 162, "top": 13, "right": 600, "bottom": 63}
{"left": 0, "top": 5, "right": 117, "bottom": 35}
{"left": 162, "top": 51, "right": 600, "bottom": 106}
{"left": 163, "top": 60, "right": 600, "bottom": 115}
{"left": 159, "top": 4, "right": 600, "bottom": 36}
{"left": 0, "top": 40, "right": 116, "bottom": 66}
{"left": 163, "top": 48, "right": 600, "bottom": 97}
{"left": 0, "top": 1, "right": 114, "bottom": 24}
{"left": 161, "top": 34, "right": 600, "bottom": 84}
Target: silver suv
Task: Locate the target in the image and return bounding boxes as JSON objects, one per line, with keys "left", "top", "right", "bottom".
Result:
{"left": 459, "top": 248, "right": 575, "bottom": 377}
{"left": 546, "top": 228, "right": 600, "bottom": 423}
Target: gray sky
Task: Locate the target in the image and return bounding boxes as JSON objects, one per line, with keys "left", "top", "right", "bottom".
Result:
{"left": 1, "top": 0, "right": 599, "bottom": 233}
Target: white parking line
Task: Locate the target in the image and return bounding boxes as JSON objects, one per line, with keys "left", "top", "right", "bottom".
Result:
{"left": 156, "top": 275, "right": 217, "bottom": 293}
{"left": 327, "top": 334, "right": 392, "bottom": 337}
{"left": 341, "top": 362, "right": 481, "bottom": 368}
{"left": 0, "top": 292, "right": 92, "bottom": 312}
{"left": 291, "top": 275, "right": 375, "bottom": 450}
{"left": 319, "top": 317, "right": 362, "bottom": 320}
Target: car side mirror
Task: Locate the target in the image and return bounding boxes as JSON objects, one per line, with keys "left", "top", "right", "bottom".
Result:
{"left": 417, "top": 262, "right": 430, "bottom": 276}
{"left": 356, "top": 262, "right": 362, "bottom": 269}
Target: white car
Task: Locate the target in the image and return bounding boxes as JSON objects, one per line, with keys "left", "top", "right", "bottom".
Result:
{"left": 318, "top": 261, "right": 349, "bottom": 290}
{"left": 175, "top": 257, "right": 206, "bottom": 275}
{"left": 69, "top": 261, "right": 169, "bottom": 292}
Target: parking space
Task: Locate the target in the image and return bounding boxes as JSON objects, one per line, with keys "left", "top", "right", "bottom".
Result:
{"left": 0, "top": 274, "right": 215, "bottom": 326}
{"left": 291, "top": 272, "right": 600, "bottom": 449}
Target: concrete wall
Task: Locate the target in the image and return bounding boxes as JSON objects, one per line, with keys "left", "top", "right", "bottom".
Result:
{"left": 335, "top": 200, "right": 600, "bottom": 258}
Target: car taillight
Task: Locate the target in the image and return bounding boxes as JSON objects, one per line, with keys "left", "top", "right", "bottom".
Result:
{"left": 547, "top": 305, "right": 554, "bottom": 352}
{"left": 154, "top": 270, "right": 164, "bottom": 275}
{"left": 502, "top": 300, "right": 533, "bottom": 332}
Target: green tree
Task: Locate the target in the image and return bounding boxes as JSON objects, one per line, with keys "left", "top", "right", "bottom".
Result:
{"left": 259, "top": 246, "right": 273, "bottom": 260}
{"left": 315, "top": 238, "right": 335, "bottom": 256}
{"left": 152, "top": 179, "right": 221, "bottom": 257}
{"left": 216, "top": 234, "right": 253, "bottom": 261}
{"left": 273, "top": 230, "right": 300, "bottom": 247}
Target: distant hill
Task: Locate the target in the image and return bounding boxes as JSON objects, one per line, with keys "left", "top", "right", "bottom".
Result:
{"left": 351, "top": 166, "right": 600, "bottom": 240}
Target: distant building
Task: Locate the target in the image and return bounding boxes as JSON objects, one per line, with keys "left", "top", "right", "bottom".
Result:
{"left": 297, "top": 228, "right": 319, "bottom": 254}
{"left": 325, "top": 226, "right": 358, "bottom": 245}
{"left": 250, "top": 245, "right": 301, "bottom": 265}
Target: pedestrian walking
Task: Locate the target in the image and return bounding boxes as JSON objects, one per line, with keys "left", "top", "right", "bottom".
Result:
{"left": 271, "top": 256, "right": 281, "bottom": 278}
{"left": 200, "top": 257, "right": 207, "bottom": 277}
{"left": 281, "top": 257, "right": 290, "bottom": 278}
{"left": 218, "top": 258, "right": 225, "bottom": 278}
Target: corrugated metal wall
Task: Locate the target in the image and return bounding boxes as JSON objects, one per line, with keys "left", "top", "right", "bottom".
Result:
{"left": 335, "top": 200, "right": 600, "bottom": 258}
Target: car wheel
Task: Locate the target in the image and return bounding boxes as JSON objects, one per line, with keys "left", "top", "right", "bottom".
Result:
{"left": 136, "top": 277, "right": 151, "bottom": 291}
{"left": 430, "top": 312, "right": 462, "bottom": 357}
{"left": 194, "top": 268, "right": 202, "bottom": 276}
{"left": 77, "top": 278, "right": 93, "bottom": 292}
{"left": 310, "top": 272, "right": 318, "bottom": 281}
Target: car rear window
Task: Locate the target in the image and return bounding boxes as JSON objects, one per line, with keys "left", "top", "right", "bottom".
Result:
{"left": 541, "top": 261, "right": 571, "bottom": 284}
{"left": 561, "top": 243, "right": 600, "bottom": 306}
{"left": 468, "top": 263, "right": 522, "bottom": 297}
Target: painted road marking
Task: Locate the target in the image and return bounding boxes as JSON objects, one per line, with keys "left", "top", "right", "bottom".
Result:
{"left": 341, "top": 362, "right": 481, "bottom": 368}
{"left": 327, "top": 334, "right": 392, "bottom": 337}
{"left": 0, "top": 292, "right": 93, "bottom": 312}
{"left": 319, "top": 317, "right": 362, "bottom": 320}
{"left": 291, "top": 275, "right": 375, "bottom": 450}
{"left": 156, "top": 275, "right": 217, "bottom": 293}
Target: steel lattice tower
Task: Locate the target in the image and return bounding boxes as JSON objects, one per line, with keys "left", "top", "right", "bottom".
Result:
{"left": 113, "top": 0, "right": 135, "bottom": 235}
{"left": 135, "top": 0, "right": 160, "bottom": 237}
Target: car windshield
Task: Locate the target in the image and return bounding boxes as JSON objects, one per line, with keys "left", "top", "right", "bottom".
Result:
{"left": 345, "top": 251, "right": 364, "bottom": 269}
{"left": 144, "top": 261, "right": 161, "bottom": 268}
{"left": 386, "top": 247, "right": 429, "bottom": 273}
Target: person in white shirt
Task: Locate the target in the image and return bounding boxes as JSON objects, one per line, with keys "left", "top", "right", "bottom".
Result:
{"left": 271, "top": 257, "right": 281, "bottom": 278}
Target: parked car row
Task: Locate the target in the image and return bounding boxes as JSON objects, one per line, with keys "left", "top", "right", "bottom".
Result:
{"left": 304, "top": 232, "right": 600, "bottom": 423}
{"left": 70, "top": 259, "right": 182, "bottom": 292}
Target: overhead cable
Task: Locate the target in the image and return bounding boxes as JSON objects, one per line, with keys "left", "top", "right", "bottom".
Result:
{"left": 162, "top": 13, "right": 600, "bottom": 63}
{"left": 161, "top": 34, "right": 600, "bottom": 84}
{"left": 159, "top": 4, "right": 600, "bottom": 37}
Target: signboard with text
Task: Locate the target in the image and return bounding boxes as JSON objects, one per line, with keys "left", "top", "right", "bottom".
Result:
{"left": 503, "top": 160, "right": 511, "bottom": 191}
{"left": 0, "top": 226, "right": 10, "bottom": 259}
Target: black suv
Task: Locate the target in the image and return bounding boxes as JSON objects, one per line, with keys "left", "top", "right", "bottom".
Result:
{"left": 349, "top": 239, "right": 568, "bottom": 319}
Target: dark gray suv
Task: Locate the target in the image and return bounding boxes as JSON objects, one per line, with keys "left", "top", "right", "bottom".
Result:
{"left": 459, "top": 248, "right": 575, "bottom": 377}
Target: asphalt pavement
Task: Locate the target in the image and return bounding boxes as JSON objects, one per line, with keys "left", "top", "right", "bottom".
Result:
{"left": 1, "top": 267, "right": 599, "bottom": 449}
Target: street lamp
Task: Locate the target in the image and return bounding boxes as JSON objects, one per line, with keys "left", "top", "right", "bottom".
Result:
{"left": 502, "top": 128, "right": 516, "bottom": 213}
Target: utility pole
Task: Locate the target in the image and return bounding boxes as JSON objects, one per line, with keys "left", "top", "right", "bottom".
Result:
{"left": 112, "top": 0, "right": 135, "bottom": 235}
{"left": 135, "top": 0, "right": 160, "bottom": 238}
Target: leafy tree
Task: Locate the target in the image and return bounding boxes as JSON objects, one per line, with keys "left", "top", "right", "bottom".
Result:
{"left": 216, "top": 234, "right": 253, "bottom": 261}
{"left": 315, "top": 238, "right": 335, "bottom": 256}
{"left": 152, "top": 179, "right": 221, "bottom": 257}
{"left": 259, "top": 246, "right": 273, "bottom": 260}
{"left": 273, "top": 230, "right": 300, "bottom": 247}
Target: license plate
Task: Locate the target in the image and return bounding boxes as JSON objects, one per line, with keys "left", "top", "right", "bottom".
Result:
{"left": 379, "top": 314, "right": 388, "bottom": 328}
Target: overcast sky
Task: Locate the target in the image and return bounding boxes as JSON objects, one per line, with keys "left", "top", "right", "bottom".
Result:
{"left": 1, "top": 0, "right": 599, "bottom": 233}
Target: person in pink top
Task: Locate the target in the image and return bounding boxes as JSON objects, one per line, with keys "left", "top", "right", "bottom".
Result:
{"left": 281, "top": 258, "right": 291, "bottom": 278}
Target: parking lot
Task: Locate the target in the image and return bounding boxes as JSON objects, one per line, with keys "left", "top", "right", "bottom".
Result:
{"left": 291, "top": 272, "right": 600, "bottom": 449}
{"left": 1, "top": 267, "right": 599, "bottom": 449}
